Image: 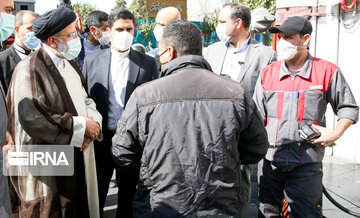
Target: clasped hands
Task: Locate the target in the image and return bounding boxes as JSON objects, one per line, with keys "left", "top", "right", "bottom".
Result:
{"left": 81, "top": 117, "right": 101, "bottom": 151}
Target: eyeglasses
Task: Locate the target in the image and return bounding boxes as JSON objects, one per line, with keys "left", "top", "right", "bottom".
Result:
{"left": 56, "top": 31, "right": 78, "bottom": 39}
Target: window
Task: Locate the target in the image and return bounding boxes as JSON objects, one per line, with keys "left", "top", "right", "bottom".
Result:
{"left": 20, "top": 5, "right": 28, "bottom": 10}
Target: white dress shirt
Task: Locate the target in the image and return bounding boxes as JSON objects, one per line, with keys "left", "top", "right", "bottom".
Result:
{"left": 220, "top": 35, "right": 251, "bottom": 81}
{"left": 13, "top": 42, "right": 30, "bottom": 60}
{"left": 107, "top": 48, "right": 130, "bottom": 130}
{"left": 43, "top": 45, "right": 86, "bottom": 147}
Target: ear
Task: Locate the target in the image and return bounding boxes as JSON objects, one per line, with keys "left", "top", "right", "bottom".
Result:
{"left": 14, "top": 26, "right": 19, "bottom": 35}
{"left": 89, "top": 26, "right": 96, "bottom": 34}
{"left": 48, "top": 36, "right": 57, "bottom": 49}
{"left": 168, "top": 46, "right": 176, "bottom": 61}
{"left": 303, "top": 34, "right": 311, "bottom": 47}
{"left": 235, "top": 18, "right": 243, "bottom": 29}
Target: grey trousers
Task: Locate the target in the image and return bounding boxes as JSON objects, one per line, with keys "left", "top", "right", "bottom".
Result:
{"left": 258, "top": 159, "right": 323, "bottom": 218}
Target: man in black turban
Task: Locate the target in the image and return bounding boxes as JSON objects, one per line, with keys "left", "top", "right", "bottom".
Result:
{"left": 5, "top": 6, "right": 102, "bottom": 218}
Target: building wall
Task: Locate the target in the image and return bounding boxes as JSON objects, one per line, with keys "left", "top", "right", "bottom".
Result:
{"left": 14, "top": 1, "right": 35, "bottom": 14}
{"left": 276, "top": 1, "right": 360, "bottom": 163}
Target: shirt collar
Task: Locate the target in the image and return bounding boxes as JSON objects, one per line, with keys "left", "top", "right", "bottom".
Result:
{"left": 43, "top": 45, "right": 66, "bottom": 69}
{"left": 111, "top": 48, "right": 130, "bottom": 59}
{"left": 279, "top": 54, "right": 313, "bottom": 80}
{"left": 226, "top": 34, "right": 251, "bottom": 54}
{"left": 84, "top": 38, "right": 101, "bottom": 50}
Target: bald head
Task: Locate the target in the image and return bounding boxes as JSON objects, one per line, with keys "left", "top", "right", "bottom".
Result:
{"left": 154, "top": 7, "right": 181, "bottom": 42}
{"left": 155, "top": 7, "right": 181, "bottom": 26}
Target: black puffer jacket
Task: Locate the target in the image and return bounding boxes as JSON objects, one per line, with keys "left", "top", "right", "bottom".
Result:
{"left": 112, "top": 55, "right": 269, "bottom": 217}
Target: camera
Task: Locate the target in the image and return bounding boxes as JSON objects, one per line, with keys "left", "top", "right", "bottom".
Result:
{"left": 299, "top": 124, "right": 321, "bottom": 141}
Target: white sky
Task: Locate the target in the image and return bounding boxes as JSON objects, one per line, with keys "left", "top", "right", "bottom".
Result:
{"left": 34, "top": 0, "right": 224, "bottom": 21}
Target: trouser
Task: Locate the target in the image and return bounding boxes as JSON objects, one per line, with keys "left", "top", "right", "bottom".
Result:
{"left": 95, "top": 130, "right": 139, "bottom": 218}
{"left": 258, "top": 159, "right": 323, "bottom": 218}
{"left": 239, "top": 164, "right": 253, "bottom": 218}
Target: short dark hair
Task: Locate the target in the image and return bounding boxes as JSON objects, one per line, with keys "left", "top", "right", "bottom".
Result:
{"left": 15, "top": 10, "right": 38, "bottom": 26}
{"left": 161, "top": 20, "right": 202, "bottom": 57}
{"left": 85, "top": 10, "right": 108, "bottom": 32}
{"left": 108, "top": 8, "right": 135, "bottom": 28}
{"left": 223, "top": 3, "right": 251, "bottom": 29}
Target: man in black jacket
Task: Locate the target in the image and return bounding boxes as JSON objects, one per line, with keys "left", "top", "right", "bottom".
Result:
{"left": 112, "top": 20, "right": 269, "bottom": 217}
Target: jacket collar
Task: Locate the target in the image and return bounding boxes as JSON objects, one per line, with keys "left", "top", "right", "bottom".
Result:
{"left": 279, "top": 54, "right": 313, "bottom": 80}
{"left": 160, "top": 55, "right": 212, "bottom": 77}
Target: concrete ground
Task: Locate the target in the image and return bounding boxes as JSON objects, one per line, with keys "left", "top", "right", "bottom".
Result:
{"left": 104, "top": 155, "right": 360, "bottom": 217}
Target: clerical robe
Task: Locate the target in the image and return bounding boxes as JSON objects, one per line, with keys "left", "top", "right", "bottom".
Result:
{"left": 6, "top": 48, "right": 102, "bottom": 218}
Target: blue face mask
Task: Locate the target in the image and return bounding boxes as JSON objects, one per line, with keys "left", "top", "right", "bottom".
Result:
{"left": 56, "top": 36, "right": 82, "bottom": 60}
{"left": 0, "top": 12, "right": 15, "bottom": 42}
{"left": 22, "top": 32, "right": 40, "bottom": 50}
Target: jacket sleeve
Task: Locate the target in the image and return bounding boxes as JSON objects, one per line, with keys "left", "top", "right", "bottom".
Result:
{"left": 268, "top": 50, "right": 277, "bottom": 65}
{"left": 237, "top": 92, "right": 269, "bottom": 164}
{"left": 112, "top": 92, "right": 142, "bottom": 170}
{"left": 327, "top": 68, "right": 359, "bottom": 123}
{"left": 253, "top": 71, "right": 267, "bottom": 121}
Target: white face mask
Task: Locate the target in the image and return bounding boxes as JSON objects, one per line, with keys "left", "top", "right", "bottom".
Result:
{"left": 153, "top": 25, "right": 163, "bottom": 42}
{"left": 216, "top": 23, "right": 230, "bottom": 42}
{"left": 276, "top": 38, "right": 307, "bottom": 61}
{"left": 112, "top": 31, "right": 133, "bottom": 51}
{"left": 56, "top": 37, "right": 82, "bottom": 60}
{"left": 98, "top": 31, "right": 111, "bottom": 46}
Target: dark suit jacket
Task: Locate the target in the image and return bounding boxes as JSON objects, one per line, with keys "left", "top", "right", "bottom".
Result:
{"left": 82, "top": 48, "right": 158, "bottom": 132}
{"left": 0, "top": 44, "right": 21, "bottom": 94}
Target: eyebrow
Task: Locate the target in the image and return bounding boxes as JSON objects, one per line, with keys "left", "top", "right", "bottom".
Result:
{"left": 5, "top": 6, "right": 15, "bottom": 11}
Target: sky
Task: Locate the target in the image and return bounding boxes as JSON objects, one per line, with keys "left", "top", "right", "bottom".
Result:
{"left": 34, "top": 0, "right": 223, "bottom": 21}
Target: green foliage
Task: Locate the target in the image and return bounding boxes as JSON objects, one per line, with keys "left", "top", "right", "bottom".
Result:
{"left": 228, "top": 0, "right": 276, "bottom": 15}
{"left": 113, "top": 0, "right": 127, "bottom": 10}
{"left": 137, "top": 18, "right": 155, "bottom": 43}
{"left": 73, "top": 2, "right": 96, "bottom": 24}
{"left": 201, "top": 12, "right": 219, "bottom": 46}
{"left": 129, "top": 0, "right": 146, "bottom": 18}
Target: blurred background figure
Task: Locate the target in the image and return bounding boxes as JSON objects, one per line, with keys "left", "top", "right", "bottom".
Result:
{"left": 131, "top": 43, "right": 146, "bottom": 54}
{"left": 0, "top": 10, "right": 39, "bottom": 94}
{"left": 75, "top": 10, "right": 109, "bottom": 70}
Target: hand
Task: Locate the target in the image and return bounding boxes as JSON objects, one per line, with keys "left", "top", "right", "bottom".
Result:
{"left": 75, "top": 9, "right": 85, "bottom": 34}
{"left": 3, "top": 132, "right": 15, "bottom": 169}
{"left": 85, "top": 117, "right": 101, "bottom": 141}
{"left": 81, "top": 136, "right": 92, "bottom": 152}
{"left": 5, "top": 131, "right": 14, "bottom": 145}
{"left": 309, "top": 125, "right": 341, "bottom": 147}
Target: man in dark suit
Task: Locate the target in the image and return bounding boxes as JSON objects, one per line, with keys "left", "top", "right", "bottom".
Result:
{"left": 0, "top": 1, "right": 15, "bottom": 217}
{"left": 82, "top": 8, "right": 158, "bottom": 218}
{"left": 0, "top": 10, "right": 39, "bottom": 93}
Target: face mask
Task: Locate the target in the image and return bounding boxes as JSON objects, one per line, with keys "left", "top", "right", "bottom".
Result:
{"left": 112, "top": 31, "right": 133, "bottom": 52}
{"left": 276, "top": 38, "right": 307, "bottom": 61}
{"left": 56, "top": 36, "right": 82, "bottom": 60}
{"left": 216, "top": 23, "right": 230, "bottom": 42}
{"left": 0, "top": 12, "right": 15, "bottom": 42}
{"left": 22, "top": 32, "right": 40, "bottom": 50}
{"left": 153, "top": 25, "right": 163, "bottom": 42}
{"left": 98, "top": 31, "right": 111, "bottom": 46}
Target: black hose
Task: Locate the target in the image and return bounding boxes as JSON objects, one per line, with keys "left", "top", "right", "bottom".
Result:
{"left": 323, "top": 185, "right": 360, "bottom": 217}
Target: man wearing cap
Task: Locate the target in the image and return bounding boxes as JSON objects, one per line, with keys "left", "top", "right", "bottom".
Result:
{"left": 254, "top": 16, "right": 359, "bottom": 217}
{"left": 6, "top": 6, "right": 102, "bottom": 217}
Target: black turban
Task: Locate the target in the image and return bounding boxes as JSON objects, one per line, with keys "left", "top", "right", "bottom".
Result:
{"left": 33, "top": 6, "right": 76, "bottom": 40}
